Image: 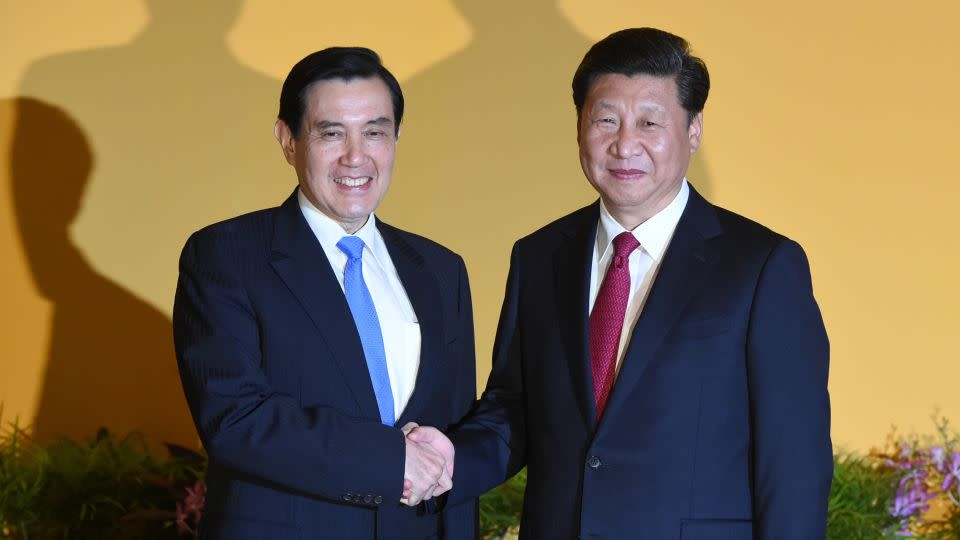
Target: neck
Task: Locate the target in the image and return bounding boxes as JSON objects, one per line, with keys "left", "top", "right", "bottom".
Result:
{"left": 338, "top": 215, "right": 370, "bottom": 235}
{"left": 603, "top": 183, "right": 683, "bottom": 230}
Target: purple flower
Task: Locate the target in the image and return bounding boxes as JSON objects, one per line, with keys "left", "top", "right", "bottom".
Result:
{"left": 930, "top": 446, "right": 946, "bottom": 472}
{"left": 173, "top": 479, "right": 206, "bottom": 537}
{"left": 183, "top": 480, "right": 205, "bottom": 522}
{"left": 899, "top": 443, "right": 913, "bottom": 460}
{"left": 889, "top": 469, "right": 934, "bottom": 520}
{"left": 942, "top": 452, "right": 960, "bottom": 493}
{"left": 175, "top": 501, "right": 193, "bottom": 536}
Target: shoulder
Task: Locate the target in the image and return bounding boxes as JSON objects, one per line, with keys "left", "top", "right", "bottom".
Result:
{"left": 715, "top": 205, "right": 786, "bottom": 246}
{"left": 377, "top": 221, "right": 465, "bottom": 268}
{"left": 515, "top": 202, "right": 599, "bottom": 251}
{"left": 181, "top": 206, "right": 278, "bottom": 262}
{"left": 705, "top": 200, "right": 810, "bottom": 273}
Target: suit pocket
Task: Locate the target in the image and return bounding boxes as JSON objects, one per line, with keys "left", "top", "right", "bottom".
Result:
{"left": 666, "top": 316, "right": 730, "bottom": 341}
{"left": 680, "top": 519, "right": 752, "bottom": 540}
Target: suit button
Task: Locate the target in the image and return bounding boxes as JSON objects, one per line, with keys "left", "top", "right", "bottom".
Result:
{"left": 587, "top": 456, "right": 601, "bottom": 469}
{"left": 343, "top": 492, "right": 353, "bottom": 501}
{"left": 363, "top": 494, "right": 373, "bottom": 504}
{"left": 374, "top": 495, "right": 383, "bottom": 505}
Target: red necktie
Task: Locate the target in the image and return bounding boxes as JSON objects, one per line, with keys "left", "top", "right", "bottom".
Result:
{"left": 590, "top": 231, "right": 640, "bottom": 419}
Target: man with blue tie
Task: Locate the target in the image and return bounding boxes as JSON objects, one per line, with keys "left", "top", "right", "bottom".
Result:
{"left": 411, "top": 27, "right": 833, "bottom": 538}
{"left": 173, "top": 47, "right": 477, "bottom": 539}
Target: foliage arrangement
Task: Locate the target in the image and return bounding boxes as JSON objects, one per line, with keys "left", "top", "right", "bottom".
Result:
{"left": 0, "top": 412, "right": 204, "bottom": 539}
{"left": 827, "top": 452, "right": 899, "bottom": 539}
{"left": 478, "top": 468, "right": 526, "bottom": 539}
{"left": 870, "top": 416, "right": 960, "bottom": 539}
{"left": 2, "top": 409, "right": 958, "bottom": 539}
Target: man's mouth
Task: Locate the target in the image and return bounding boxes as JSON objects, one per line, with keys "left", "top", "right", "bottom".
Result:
{"left": 334, "top": 176, "right": 372, "bottom": 187}
{"left": 609, "top": 169, "right": 646, "bottom": 179}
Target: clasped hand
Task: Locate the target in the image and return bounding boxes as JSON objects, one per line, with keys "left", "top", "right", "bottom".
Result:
{"left": 400, "top": 422, "right": 454, "bottom": 506}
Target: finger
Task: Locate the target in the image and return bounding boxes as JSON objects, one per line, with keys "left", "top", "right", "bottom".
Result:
{"left": 400, "top": 422, "right": 419, "bottom": 436}
{"left": 420, "top": 482, "right": 437, "bottom": 501}
{"left": 436, "top": 471, "right": 453, "bottom": 494}
{"left": 406, "top": 426, "right": 435, "bottom": 443}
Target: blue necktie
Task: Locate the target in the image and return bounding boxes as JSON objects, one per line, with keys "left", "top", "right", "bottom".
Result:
{"left": 337, "top": 236, "right": 395, "bottom": 426}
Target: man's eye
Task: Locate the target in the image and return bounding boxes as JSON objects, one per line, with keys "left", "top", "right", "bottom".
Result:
{"left": 596, "top": 118, "right": 617, "bottom": 126}
{"left": 365, "top": 130, "right": 386, "bottom": 138}
{"left": 320, "top": 131, "right": 342, "bottom": 139}
{"left": 643, "top": 121, "right": 658, "bottom": 127}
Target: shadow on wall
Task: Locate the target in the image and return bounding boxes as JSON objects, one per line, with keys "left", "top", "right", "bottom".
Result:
{"left": 7, "top": 97, "right": 197, "bottom": 449}
{"left": 383, "top": 0, "right": 713, "bottom": 371}
{"left": 16, "top": 0, "right": 286, "bottom": 317}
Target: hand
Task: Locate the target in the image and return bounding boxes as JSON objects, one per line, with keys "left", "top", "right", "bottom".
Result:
{"left": 403, "top": 423, "right": 455, "bottom": 505}
{"left": 407, "top": 425, "right": 455, "bottom": 481}
{"left": 400, "top": 423, "right": 449, "bottom": 506}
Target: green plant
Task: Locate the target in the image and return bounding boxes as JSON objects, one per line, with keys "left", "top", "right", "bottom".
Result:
{"left": 827, "top": 452, "right": 899, "bottom": 539}
{"left": 4, "top": 405, "right": 959, "bottom": 539}
{"left": 479, "top": 468, "right": 525, "bottom": 539}
{"left": 871, "top": 416, "right": 960, "bottom": 539}
{"left": 0, "top": 412, "right": 203, "bottom": 540}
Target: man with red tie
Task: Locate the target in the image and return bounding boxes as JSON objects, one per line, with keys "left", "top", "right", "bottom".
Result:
{"left": 411, "top": 27, "right": 832, "bottom": 539}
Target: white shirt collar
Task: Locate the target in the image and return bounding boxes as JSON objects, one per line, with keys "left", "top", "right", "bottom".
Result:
{"left": 297, "top": 188, "right": 388, "bottom": 266}
{"left": 596, "top": 179, "right": 690, "bottom": 262}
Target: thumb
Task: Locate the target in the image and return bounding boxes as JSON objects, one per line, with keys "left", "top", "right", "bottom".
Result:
{"left": 400, "top": 422, "right": 419, "bottom": 436}
{"left": 407, "top": 426, "right": 437, "bottom": 443}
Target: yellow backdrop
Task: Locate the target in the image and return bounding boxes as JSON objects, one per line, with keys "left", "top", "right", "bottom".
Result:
{"left": 2, "top": 0, "right": 958, "bottom": 452}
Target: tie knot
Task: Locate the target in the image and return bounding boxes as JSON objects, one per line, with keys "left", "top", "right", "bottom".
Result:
{"left": 337, "top": 236, "right": 365, "bottom": 260}
{"left": 612, "top": 231, "right": 640, "bottom": 258}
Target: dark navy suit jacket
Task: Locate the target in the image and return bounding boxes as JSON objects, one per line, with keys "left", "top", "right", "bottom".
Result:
{"left": 173, "top": 191, "right": 478, "bottom": 539}
{"left": 448, "top": 186, "right": 832, "bottom": 539}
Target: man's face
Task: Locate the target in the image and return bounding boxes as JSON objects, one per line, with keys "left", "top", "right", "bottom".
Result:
{"left": 578, "top": 73, "right": 702, "bottom": 228}
{"left": 276, "top": 77, "right": 396, "bottom": 233}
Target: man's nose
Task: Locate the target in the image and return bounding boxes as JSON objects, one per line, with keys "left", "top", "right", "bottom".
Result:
{"left": 612, "top": 128, "right": 644, "bottom": 159}
{"left": 340, "top": 137, "right": 365, "bottom": 166}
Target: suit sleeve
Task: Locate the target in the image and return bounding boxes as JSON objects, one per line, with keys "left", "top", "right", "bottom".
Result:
{"left": 446, "top": 242, "right": 528, "bottom": 506}
{"left": 437, "top": 255, "right": 482, "bottom": 537}
{"left": 172, "top": 231, "right": 405, "bottom": 505}
{"left": 746, "top": 238, "right": 832, "bottom": 538}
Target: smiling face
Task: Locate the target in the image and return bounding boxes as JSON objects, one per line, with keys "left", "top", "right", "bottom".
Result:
{"left": 275, "top": 77, "right": 397, "bottom": 233}
{"left": 578, "top": 73, "right": 703, "bottom": 229}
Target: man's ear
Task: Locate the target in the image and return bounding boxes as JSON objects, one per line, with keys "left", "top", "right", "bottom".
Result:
{"left": 688, "top": 112, "right": 704, "bottom": 154}
{"left": 274, "top": 119, "right": 297, "bottom": 166}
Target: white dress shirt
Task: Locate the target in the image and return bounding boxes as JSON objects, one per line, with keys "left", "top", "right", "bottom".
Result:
{"left": 298, "top": 189, "right": 420, "bottom": 422}
{"left": 588, "top": 179, "right": 690, "bottom": 373}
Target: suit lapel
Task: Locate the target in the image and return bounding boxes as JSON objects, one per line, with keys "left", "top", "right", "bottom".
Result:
{"left": 269, "top": 192, "right": 381, "bottom": 420}
{"left": 377, "top": 222, "right": 444, "bottom": 427}
{"left": 598, "top": 187, "right": 722, "bottom": 427}
{"left": 554, "top": 204, "right": 600, "bottom": 429}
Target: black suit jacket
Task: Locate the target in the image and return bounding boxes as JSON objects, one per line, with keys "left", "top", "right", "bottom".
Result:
{"left": 449, "top": 186, "right": 832, "bottom": 539}
{"left": 173, "top": 191, "right": 478, "bottom": 539}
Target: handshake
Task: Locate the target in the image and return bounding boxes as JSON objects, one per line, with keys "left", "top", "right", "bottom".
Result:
{"left": 400, "top": 422, "right": 454, "bottom": 506}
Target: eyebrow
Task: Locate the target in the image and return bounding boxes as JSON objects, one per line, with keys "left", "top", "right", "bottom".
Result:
{"left": 367, "top": 117, "right": 394, "bottom": 127}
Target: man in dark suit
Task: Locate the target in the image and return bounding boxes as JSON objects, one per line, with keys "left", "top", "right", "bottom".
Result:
{"left": 173, "top": 48, "right": 477, "bottom": 539}
{"left": 411, "top": 27, "right": 832, "bottom": 538}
